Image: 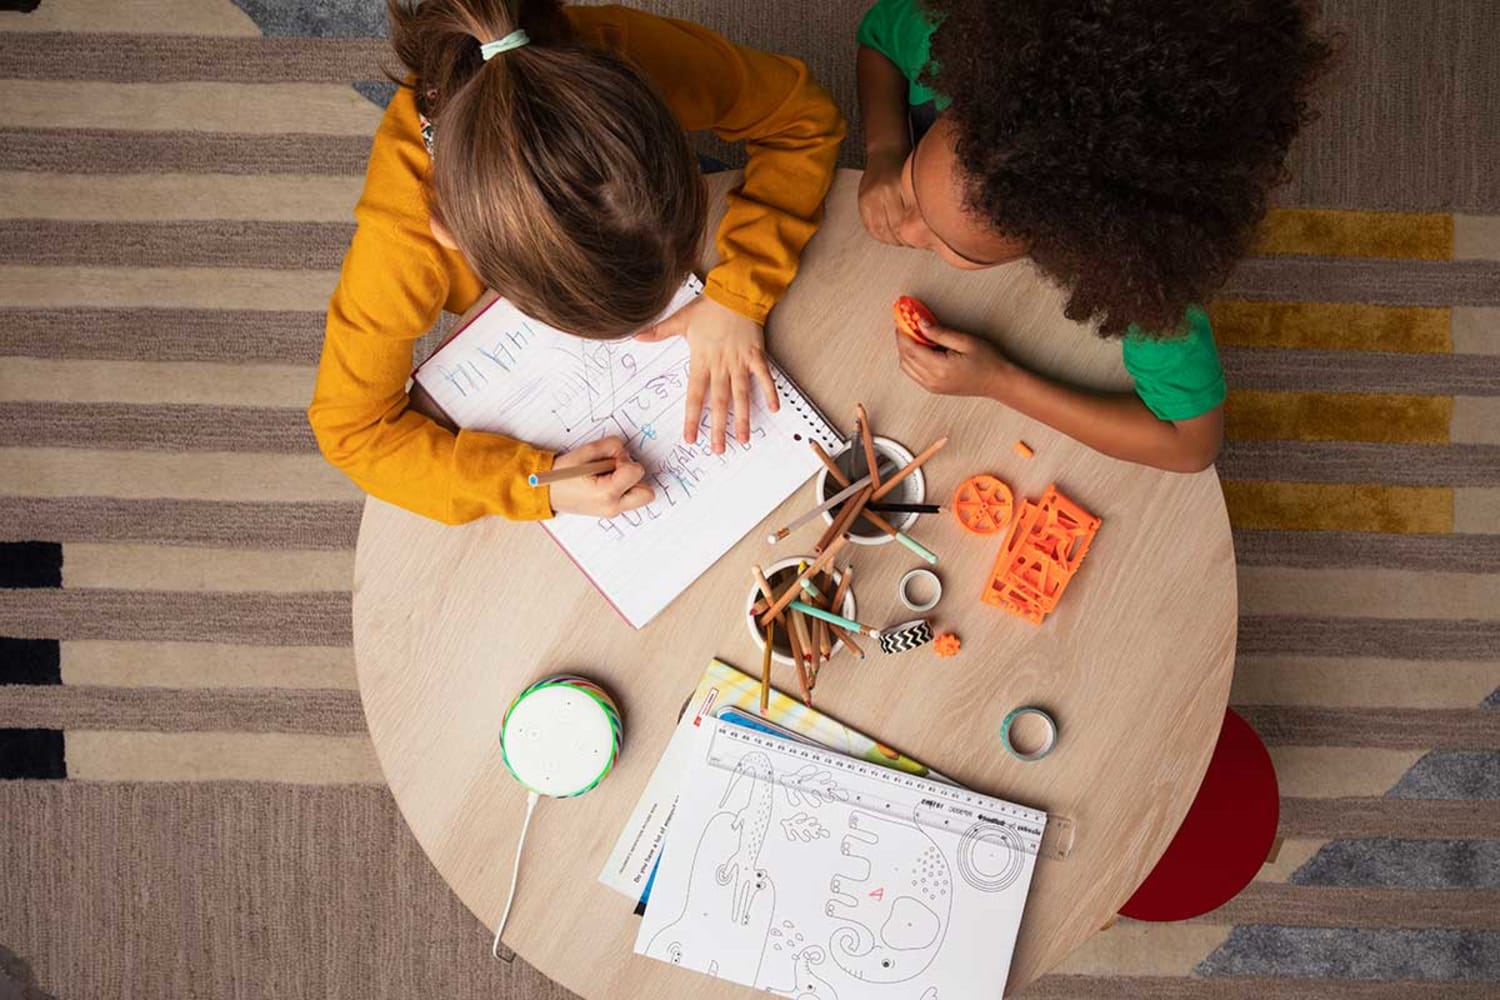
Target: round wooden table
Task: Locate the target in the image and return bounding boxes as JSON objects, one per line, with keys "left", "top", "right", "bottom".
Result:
{"left": 354, "top": 171, "right": 1237, "bottom": 997}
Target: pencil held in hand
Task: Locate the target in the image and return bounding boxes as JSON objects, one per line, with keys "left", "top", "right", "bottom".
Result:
{"left": 529, "top": 458, "right": 617, "bottom": 486}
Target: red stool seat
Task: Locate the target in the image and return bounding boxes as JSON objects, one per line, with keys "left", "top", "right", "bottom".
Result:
{"left": 1120, "top": 708, "right": 1279, "bottom": 921}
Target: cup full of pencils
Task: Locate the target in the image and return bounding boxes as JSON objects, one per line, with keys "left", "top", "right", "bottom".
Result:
{"left": 745, "top": 557, "right": 857, "bottom": 668}
{"left": 816, "top": 437, "right": 926, "bottom": 544}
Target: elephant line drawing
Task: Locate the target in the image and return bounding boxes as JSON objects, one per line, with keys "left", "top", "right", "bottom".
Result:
{"left": 823, "top": 809, "right": 952, "bottom": 984}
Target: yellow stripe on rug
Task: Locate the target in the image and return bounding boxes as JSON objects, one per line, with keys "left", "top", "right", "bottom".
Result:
{"left": 1225, "top": 390, "right": 1452, "bottom": 443}
{"left": 1210, "top": 300, "right": 1451, "bottom": 353}
{"left": 1222, "top": 482, "right": 1453, "bottom": 533}
{"left": 1255, "top": 208, "right": 1453, "bottom": 259}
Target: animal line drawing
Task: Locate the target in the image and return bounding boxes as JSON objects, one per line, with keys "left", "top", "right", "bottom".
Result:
{"left": 641, "top": 752, "right": 778, "bottom": 977}
{"left": 825, "top": 810, "right": 953, "bottom": 984}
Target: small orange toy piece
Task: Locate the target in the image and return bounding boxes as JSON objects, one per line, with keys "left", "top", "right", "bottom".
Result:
{"left": 893, "top": 295, "right": 939, "bottom": 347}
{"left": 1014, "top": 441, "right": 1034, "bottom": 460}
{"left": 982, "top": 483, "right": 1101, "bottom": 624}
{"left": 934, "top": 632, "right": 961, "bottom": 657}
{"left": 953, "top": 474, "right": 1014, "bottom": 536}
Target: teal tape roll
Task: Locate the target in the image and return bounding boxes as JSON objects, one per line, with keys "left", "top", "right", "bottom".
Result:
{"left": 1000, "top": 706, "right": 1057, "bottom": 762}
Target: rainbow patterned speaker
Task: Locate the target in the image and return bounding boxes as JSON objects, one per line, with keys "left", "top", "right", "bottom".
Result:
{"left": 499, "top": 675, "right": 622, "bottom": 798}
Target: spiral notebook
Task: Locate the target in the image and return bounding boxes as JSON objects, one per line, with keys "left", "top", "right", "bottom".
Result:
{"left": 412, "top": 277, "right": 840, "bottom": 628}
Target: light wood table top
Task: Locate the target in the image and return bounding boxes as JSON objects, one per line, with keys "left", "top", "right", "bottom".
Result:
{"left": 353, "top": 170, "right": 1237, "bottom": 997}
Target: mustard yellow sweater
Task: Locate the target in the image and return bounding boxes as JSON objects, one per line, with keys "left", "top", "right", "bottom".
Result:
{"left": 308, "top": 5, "right": 845, "bottom": 523}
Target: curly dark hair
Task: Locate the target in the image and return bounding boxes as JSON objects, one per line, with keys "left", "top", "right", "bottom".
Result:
{"left": 924, "top": 0, "right": 1331, "bottom": 337}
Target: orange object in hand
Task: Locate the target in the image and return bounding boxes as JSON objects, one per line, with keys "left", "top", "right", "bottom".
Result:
{"left": 953, "top": 474, "right": 1014, "bottom": 536}
{"left": 893, "top": 295, "right": 939, "bottom": 347}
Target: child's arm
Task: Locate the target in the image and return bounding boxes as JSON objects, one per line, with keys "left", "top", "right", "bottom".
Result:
{"left": 600, "top": 9, "right": 845, "bottom": 452}
{"left": 895, "top": 322, "right": 1224, "bottom": 473}
{"left": 857, "top": 45, "right": 911, "bottom": 244}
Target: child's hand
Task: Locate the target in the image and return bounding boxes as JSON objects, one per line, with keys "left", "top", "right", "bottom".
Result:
{"left": 636, "top": 296, "right": 779, "bottom": 453}
{"left": 895, "top": 318, "right": 1013, "bottom": 399}
{"left": 548, "top": 436, "right": 655, "bottom": 518}
{"left": 858, "top": 148, "right": 908, "bottom": 246}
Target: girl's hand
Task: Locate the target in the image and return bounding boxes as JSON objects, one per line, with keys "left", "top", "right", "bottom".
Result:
{"left": 636, "top": 295, "right": 779, "bottom": 453}
{"left": 895, "top": 318, "right": 1013, "bottom": 399}
{"left": 547, "top": 436, "right": 655, "bottom": 518}
{"left": 858, "top": 148, "right": 908, "bottom": 246}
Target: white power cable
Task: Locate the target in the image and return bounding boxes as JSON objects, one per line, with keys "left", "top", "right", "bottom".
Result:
{"left": 491, "top": 790, "right": 540, "bottom": 960}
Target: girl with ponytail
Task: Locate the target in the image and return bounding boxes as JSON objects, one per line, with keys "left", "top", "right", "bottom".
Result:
{"left": 310, "top": 0, "right": 844, "bottom": 522}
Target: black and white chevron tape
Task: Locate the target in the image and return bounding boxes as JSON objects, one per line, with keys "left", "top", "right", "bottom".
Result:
{"left": 879, "top": 618, "right": 933, "bottom": 655}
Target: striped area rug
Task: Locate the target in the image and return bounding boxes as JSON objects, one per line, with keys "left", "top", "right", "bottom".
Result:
{"left": 1, "top": 1, "right": 1496, "bottom": 998}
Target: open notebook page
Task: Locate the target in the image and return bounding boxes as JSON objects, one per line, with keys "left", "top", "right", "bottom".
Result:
{"left": 413, "top": 279, "right": 840, "bottom": 628}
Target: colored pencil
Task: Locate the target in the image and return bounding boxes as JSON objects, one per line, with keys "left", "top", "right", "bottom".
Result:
{"left": 868, "top": 502, "right": 943, "bottom": 515}
{"left": 871, "top": 436, "right": 949, "bottom": 501}
{"left": 856, "top": 403, "right": 882, "bottom": 490}
{"left": 758, "top": 537, "right": 848, "bottom": 625}
{"left": 791, "top": 610, "right": 815, "bottom": 698}
{"left": 751, "top": 565, "right": 780, "bottom": 613}
{"left": 789, "top": 600, "right": 881, "bottom": 638}
{"left": 813, "top": 485, "right": 872, "bottom": 554}
{"left": 830, "top": 563, "right": 854, "bottom": 613}
{"left": 894, "top": 532, "right": 940, "bottom": 564}
{"left": 766, "top": 472, "right": 874, "bottom": 544}
{"left": 760, "top": 619, "right": 774, "bottom": 713}
{"left": 827, "top": 624, "right": 865, "bottom": 659}
{"left": 810, "top": 441, "right": 898, "bottom": 535}
{"left": 784, "top": 610, "right": 810, "bottom": 704}
{"left": 528, "top": 458, "right": 616, "bottom": 487}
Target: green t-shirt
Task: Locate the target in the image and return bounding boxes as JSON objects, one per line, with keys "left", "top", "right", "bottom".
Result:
{"left": 856, "top": 0, "right": 946, "bottom": 108}
{"left": 858, "top": 0, "right": 1227, "bottom": 421}
{"left": 1121, "top": 307, "right": 1226, "bottom": 421}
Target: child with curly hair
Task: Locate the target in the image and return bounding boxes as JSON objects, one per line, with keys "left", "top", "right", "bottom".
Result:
{"left": 857, "top": 0, "right": 1330, "bottom": 471}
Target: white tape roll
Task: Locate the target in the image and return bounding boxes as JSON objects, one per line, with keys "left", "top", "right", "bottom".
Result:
{"left": 899, "top": 568, "right": 942, "bottom": 612}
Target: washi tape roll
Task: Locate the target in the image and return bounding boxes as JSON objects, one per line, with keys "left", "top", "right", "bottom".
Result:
{"left": 899, "top": 568, "right": 942, "bottom": 612}
{"left": 499, "top": 674, "right": 622, "bottom": 798}
{"left": 1000, "top": 706, "right": 1058, "bottom": 762}
{"left": 879, "top": 618, "right": 933, "bottom": 655}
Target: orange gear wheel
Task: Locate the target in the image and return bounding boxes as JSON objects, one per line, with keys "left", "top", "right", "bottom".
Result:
{"left": 934, "top": 633, "right": 961, "bottom": 657}
{"left": 893, "top": 295, "right": 939, "bottom": 347}
{"left": 953, "top": 474, "right": 1014, "bottom": 536}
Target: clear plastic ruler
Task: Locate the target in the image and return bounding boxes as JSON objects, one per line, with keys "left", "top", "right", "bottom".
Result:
{"left": 706, "top": 721, "right": 1075, "bottom": 861}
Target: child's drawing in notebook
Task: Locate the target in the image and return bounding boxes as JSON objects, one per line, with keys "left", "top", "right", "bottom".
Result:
{"left": 414, "top": 282, "right": 841, "bottom": 627}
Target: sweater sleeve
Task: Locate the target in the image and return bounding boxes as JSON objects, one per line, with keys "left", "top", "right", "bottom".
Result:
{"left": 600, "top": 6, "right": 846, "bottom": 324}
{"left": 307, "top": 86, "right": 555, "bottom": 524}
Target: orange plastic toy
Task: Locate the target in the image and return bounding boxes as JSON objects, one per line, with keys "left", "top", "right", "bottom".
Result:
{"left": 893, "top": 295, "right": 939, "bottom": 347}
{"left": 934, "top": 632, "right": 962, "bottom": 657}
{"left": 1014, "top": 441, "right": 1035, "bottom": 460}
{"left": 982, "top": 483, "right": 1101, "bottom": 624}
{"left": 953, "top": 474, "right": 1013, "bottom": 536}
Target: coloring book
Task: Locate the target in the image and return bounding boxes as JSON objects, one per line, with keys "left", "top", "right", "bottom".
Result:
{"left": 600, "top": 660, "right": 944, "bottom": 904}
{"left": 635, "top": 719, "right": 1046, "bottom": 999}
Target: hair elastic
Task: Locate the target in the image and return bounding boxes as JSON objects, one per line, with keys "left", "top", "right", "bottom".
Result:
{"left": 480, "top": 28, "right": 530, "bottom": 60}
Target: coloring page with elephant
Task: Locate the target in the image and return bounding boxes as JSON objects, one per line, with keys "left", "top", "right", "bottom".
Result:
{"left": 635, "top": 720, "right": 1047, "bottom": 999}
